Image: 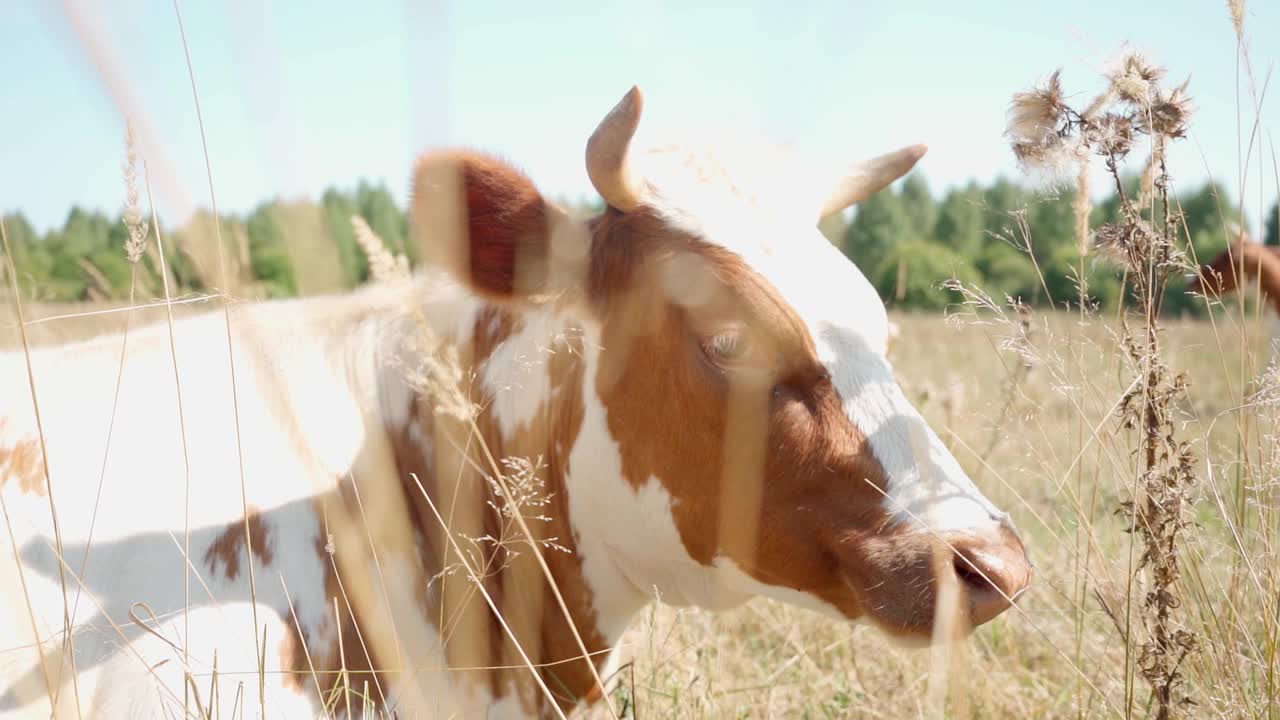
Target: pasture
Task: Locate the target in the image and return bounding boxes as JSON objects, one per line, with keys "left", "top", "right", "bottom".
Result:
{"left": 3, "top": 3, "right": 1278, "bottom": 717}
{"left": 4, "top": 295, "right": 1276, "bottom": 718}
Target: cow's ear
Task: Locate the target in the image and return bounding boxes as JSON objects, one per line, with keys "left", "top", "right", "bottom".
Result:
{"left": 411, "top": 151, "right": 588, "bottom": 301}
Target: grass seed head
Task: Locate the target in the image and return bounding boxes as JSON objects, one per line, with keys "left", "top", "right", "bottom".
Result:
{"left": 121, "top": 122, "right": 149, "bottom": 265}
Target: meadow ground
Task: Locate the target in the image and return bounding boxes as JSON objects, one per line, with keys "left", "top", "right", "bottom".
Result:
{"left": 5, "top": 294, "right": 1276, "bottom": 719}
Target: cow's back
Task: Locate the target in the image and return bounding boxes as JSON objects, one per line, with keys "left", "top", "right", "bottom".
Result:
{"left": 0, "top": 300, "right": 372, "bottom": 718}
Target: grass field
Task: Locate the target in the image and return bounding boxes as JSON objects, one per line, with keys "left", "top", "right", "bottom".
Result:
{"left": 5, "top": 293, "right": 1277, "bottom": 718}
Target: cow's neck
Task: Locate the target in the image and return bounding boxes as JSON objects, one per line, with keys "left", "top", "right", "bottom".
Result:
{"left": 365, "top": 290, "right": 647, "bottom": 714}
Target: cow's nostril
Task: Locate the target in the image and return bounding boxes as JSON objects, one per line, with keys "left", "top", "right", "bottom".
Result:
{"left": 953, "top": 553, "right": 995, "bottom": 594}
{"left": 946, "top": 529, "right": 1033, "bottom": 627}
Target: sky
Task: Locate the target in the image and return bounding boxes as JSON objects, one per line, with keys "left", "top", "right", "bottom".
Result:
{"left": 1, "top": 0, "right": 1277, "bottom": 234}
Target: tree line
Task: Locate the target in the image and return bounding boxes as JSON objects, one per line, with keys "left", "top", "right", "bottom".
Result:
{"left": 2, "top": 182, "right": 412, "bottom": 302}
{"left": 834, "top": 174, "right": 1278, "bottom": 314}
{"left": 3, "top": 177, "right": 1277, "bottom": 313}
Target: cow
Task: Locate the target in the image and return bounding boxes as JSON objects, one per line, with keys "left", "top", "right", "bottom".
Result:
{"left": 1, "top": 86, "right": 1031, "bottom": 719}
{"left": 1190, "top": 235, "right": 1280, "bottom": 305}
{"left": 1190, "top": 233, "right": 1280, "bottom": 351}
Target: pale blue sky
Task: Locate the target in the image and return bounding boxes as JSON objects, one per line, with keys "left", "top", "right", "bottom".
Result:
{"left": 2, "top": 1, "right": 1276, "bottom": 233}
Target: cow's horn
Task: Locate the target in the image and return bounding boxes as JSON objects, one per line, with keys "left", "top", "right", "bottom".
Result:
{"left": 586, "top": 86, "right": 647, "bottom": 212}
{"left": 820, "top": 144, "right": 928, "bottom": 218}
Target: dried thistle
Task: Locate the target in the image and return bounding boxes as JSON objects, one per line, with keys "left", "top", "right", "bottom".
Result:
{"left": 1007, "top": 70, "right": 1067, "bottom": 142}
{"left": 1094, "top": 112, "right": 1138, "bottom": 158}
{"left": 1092, "top": 218, "right": 1183, "bottom": 266}
{"left": 1091, "top": 222, "right": 1130, "bottom": 259}
{"left": 1008, "top": 49, "right": 1200, "bottom": 718}
{"left": 1111, "top": 53, "right": 1165, "bottom": 106}
{"left": 1006, "top": 70, "right": 1081, "bottom": 175}
{"left": 1142, "top": 81, "right": 1195, "bottom": 140}
{"left": 121, "top": 122, "right": 149, "bottom": 265}
{"left": 351, "top": 215, "right": 410, "bottom": 284}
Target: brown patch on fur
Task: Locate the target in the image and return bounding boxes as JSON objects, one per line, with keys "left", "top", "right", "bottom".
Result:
{"left": 470, "top": 308, "right": 609, "bottom": 715}
{"left": 0, "top": 437, "right": 45, "bottom": 497}
{"left": 364, "top": 300, "right": 608, "bottom": 716}
{"left": 278, "top": 617, "right": 305, "bottom": 694}
{"left": 319, "top": 523, "right": 387, "bottom": 708}
{"left": 277, "top": 506, "right": 392, "bottom": 706}
{"left": 203, "top": 507, "right": 273, "bottom": 582}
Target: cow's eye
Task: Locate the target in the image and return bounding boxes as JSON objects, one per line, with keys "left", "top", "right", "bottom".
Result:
{"left": 706, "top": 327, "right": 749, "bottom": 362}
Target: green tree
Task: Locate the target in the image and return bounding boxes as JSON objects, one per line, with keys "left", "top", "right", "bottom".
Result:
{"left": 981, "top": 178, "right": 1028, "bottom": 223}
{"left": 323, "top": 188, "right": 368, "bottom": 286}
{"left": 841, "top": 188, "right": 911, "bottom": 284}
{"left": 246, "top": 203, "right": 297, "bottom": 297}
{"left": 872, "top": 239, "right": 979, "bottom": 310}
{"left": 976, "top": 241, "right": 1039, "bottom": 302}
{"left": 1027, "top": 190, "right": 1077, "bottom": 264}
{"left": 1027, "top": 190, "right": 1080, "bottom": 306}
{"left": 899, "top": 174, "right": 937, "bottom": 239}
{"left": 1, "top": 213, "right": 54, "bottom": 298}
{"left": 1180, "top": 181, "right": 1238, "bottom": 258}
{"left": 59, "top": 207, "right": 113, "bottom": 257}
{"left": 42, "top": 207, "right": 117, "bottom": 299}
{"left": 1046, "top": 244, "right": 1124, "bottom": 311}
{"left": 935, "top": 183, "right": 986, "bottom": 257}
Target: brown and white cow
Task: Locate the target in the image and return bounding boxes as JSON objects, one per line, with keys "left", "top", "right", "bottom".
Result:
{"left": 1191, "top": 235, "right": 1280, "bottom": 306}
{"left": 1190, "top": 233, "right": 1280, "bottom": 352}
{"left": 1, "top": 87, "right": 1030, "bottom": 719}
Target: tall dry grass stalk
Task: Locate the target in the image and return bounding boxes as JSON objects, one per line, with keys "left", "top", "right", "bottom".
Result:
{"left": 122, "top": 124, "right": 149, "bottom": 266}
{"left": 350, "top": 215, "right": 409, "bottom": 284}
{"left": 68, "top": 121, "right": 156, "bottom": 659}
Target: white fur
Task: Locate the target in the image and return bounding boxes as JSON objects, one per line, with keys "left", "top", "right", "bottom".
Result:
{"left": 1, "top": 296, "right": 358, "bottom": 718}
{"left": 481, "top": 309, "right": 569, "bottom": 442}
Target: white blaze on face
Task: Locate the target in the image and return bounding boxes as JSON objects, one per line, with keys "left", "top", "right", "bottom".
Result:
{"left": 638, "top": 143, "right": 1006, "bottom": 536}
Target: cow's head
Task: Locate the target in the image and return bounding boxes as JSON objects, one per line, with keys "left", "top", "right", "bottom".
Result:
{"left": 412, "top": 87, "right": 1031, "bottom": 641}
